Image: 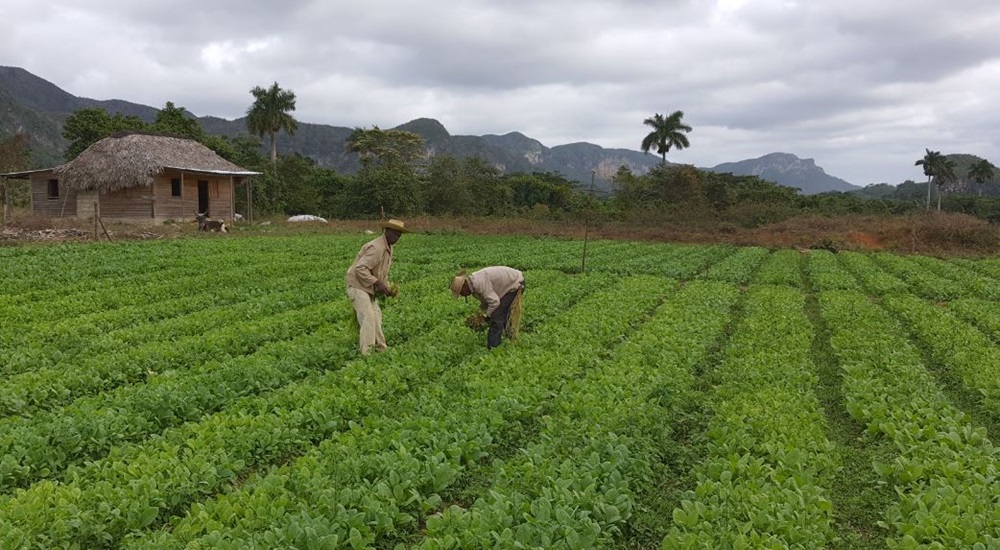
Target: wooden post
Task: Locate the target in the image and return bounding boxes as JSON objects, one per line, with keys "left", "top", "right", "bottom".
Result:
{"left": 93, "top": 201, "right": 98, "bottom": 240}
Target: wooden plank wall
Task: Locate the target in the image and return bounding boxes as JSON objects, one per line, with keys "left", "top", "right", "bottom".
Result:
{"left": 30, "top": 175, "right": 77, "bottom": 218}
{"left": 153, "top": 171, "right": 234, "bottom": 221}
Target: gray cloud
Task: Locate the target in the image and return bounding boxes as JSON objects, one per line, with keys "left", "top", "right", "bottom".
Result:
{"left": 1, "top": 0, "right": 998, "bottom": 185}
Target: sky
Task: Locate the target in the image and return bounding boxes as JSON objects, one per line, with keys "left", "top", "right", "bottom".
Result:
{"left": 2, "top": 0, "right": 999, "bottom": 186}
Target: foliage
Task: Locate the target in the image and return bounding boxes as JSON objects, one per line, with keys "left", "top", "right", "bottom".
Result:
{"left": 0, "top": 132, "right": 32, "bottom": 217}
{"left": 246, "top": 82, "right": 298, "bottom": 164}
{"left": 61, "top": 107, "right": 145, "bottom": 160}
{"left": 345, "top": 126, "right": 425, "bottom": 169}
{"left": 640, "top": 110, "right": 692, "bottom": 165}
{"left": 150, "top": 102, "right": 203, "bottom": 140}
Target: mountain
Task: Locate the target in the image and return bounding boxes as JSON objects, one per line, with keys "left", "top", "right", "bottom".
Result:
{"left": 708, "top": 152, "right": 859, "bottom": 195}
{"left": 1, "top": 65, "right": 856, "bottom": 194}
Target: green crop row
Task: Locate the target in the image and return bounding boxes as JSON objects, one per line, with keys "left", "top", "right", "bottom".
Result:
{"left": 882, "top": 294, "right": 1000, "bottom": 414}
{"left": 0, "top": 270, "right": 614, "bottom": 548}
{"left": 664, "top": 285, "right": 838, "bottom": 548}
{"left": 837, "top": 251, "right": 909, "bottom": 295}
{"left": 819, "top": 291, "right": 1000, "bottom": 548}
{"left": 751, "top": 248, "right": 803, "bottom": 287}
{"left": 805, "top": 250, "right": 861, "bottom": 291}
{"left": 122, "top": 275, "right": 654, "bottom": 549}
{"left": 698, "top": 246, "right": 770, "bottom": 284}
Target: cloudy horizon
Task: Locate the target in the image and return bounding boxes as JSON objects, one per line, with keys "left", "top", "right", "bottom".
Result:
{"left": 2, "top": 0, "right": 999, "bottom": 186}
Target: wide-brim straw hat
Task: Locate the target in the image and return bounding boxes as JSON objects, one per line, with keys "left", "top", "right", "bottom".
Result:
{"left": 381, "top": 219, "right": 409, "bottom": 233}
{"left": 450, "top": 275, "right": 467, "bottom": 298}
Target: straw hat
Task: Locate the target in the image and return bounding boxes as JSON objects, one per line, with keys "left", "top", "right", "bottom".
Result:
{"left": 450, "top": 275, "right": 467, "bottom": 297}
{"left": 381, "top": 219, "right": 409, "bottom": 233}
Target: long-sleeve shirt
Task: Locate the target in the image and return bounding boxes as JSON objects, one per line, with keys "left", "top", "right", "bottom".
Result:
{"left": 467, "top": 266, "right": 524, "bottom": 317}
{"left": 345, "top": 235, "right": 392, "bottom": 295}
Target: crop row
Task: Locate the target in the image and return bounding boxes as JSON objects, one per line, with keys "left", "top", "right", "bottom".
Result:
{"left": 0, "top": 279, "right": 351, "bottom": 417}
{"left": 418, "top": 280, "right": 739, "bottom": 549}
{"left": 819, "top": 291, "right": 1000, "bottom": 548}
{"left": 124, "top": 275, "right": 669, "bottom": 549}
{"left": 0, "top": 270, "right": 616, "bottom": 548}
{"left": 664, "top": 285, "right": 838, "bottom": 548}
{"left": 0, "top": 270, "right": 338, "bottom": 376}
{"left": 882, "top": 294, "right": 1000, "bottom": 416}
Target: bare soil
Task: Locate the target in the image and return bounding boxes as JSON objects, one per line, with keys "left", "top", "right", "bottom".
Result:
{"left": 2, "top": 211, "right": 998, "bottom": 258}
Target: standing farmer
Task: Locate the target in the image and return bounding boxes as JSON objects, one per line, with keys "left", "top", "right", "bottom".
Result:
{"left": 346, "top": 219, "right": 408, "bottom": 355}
{"left": 451, "top": 266, "right": 525, "bottom": 349}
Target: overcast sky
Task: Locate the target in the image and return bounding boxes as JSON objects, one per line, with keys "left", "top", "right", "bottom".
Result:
{"left": 2, "top": 0, "right": 999, "bottom": 185}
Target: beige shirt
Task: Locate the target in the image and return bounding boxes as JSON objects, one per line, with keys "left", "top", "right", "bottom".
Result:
{"left": 345, "top": 235, "right": 393, "bottom": 295}
{"left": 467, "top": 266, "right": 524, "bottom": 316}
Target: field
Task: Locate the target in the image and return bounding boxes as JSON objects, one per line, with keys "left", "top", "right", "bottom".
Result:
{"left": 1, "top": 232, "right": 1000, "bottom": 549}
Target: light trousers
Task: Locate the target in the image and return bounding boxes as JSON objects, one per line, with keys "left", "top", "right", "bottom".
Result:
{"left": 347, "top": 287, "right": 387, "bottom": 355}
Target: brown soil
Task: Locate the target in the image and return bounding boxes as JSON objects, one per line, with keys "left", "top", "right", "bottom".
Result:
{"left": 3, "top": 211, "right": 998, "bottom": 258}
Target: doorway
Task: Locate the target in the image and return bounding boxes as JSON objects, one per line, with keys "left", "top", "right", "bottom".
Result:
{"left": 197, "top": 180, "right": 209, "bottom": 215}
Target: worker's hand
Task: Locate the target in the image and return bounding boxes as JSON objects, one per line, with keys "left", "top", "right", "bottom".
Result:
{"left": 375, "top": 280, "right": 394, "bottom": 297}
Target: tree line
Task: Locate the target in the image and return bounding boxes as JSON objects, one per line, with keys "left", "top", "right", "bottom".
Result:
{"left": 4, "top": 81, "right": 999, "bottom": 226}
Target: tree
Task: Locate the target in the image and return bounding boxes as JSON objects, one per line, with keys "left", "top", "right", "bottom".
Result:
{"left": 968, "top": 158, "right": 996, "bottom": 197}
{"left": 345, "top": 126, "right": 425, "bottom": 168}
{"left": 915, "top": 148, "right": 944, "bottom": 211}
{"left": 935, "top": 157, "right": 957, "bottom": 212}
{"left": 62, "top": 108, "right": 146, "bottom": 160}
{"left": 246, "top": 82, "right": 298, "bottom": 164}
{"left": 640, "top": 111, "right": 692, "bottom": 166}
{"left": 0, "top": 132, "right": 31, "bottom": 224}
{"left": 151, "top": 101, "right": 203, "bottom": 140}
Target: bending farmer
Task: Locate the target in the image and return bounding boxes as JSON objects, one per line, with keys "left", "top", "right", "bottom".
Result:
{"left": 346, "top": 219, "right": 407, "bottom": 355}
{"left": 452, "top": 266, "right": 525, "bottom": 349}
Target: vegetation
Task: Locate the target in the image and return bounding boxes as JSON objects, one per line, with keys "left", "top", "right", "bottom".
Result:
{"left": 246, "top": 82, "right": 298, "bottom": 164}
{"left": 2, "top": 234, "right": 1000, "bottom": 548}
{"left": 640, "top": 110, "right": 692, "bottom": 166}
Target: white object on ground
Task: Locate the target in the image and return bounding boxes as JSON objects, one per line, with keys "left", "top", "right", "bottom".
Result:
{"left": 287, "top": 215, "right": 328, "bottom": 223}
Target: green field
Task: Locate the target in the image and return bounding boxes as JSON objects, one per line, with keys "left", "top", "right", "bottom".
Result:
{"left": 2, "top": 233, "right": 1000, "bottom": 549}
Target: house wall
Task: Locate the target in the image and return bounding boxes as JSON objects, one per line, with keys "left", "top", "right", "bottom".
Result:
{"left": 99, "top": 185, "right": 156, "bottom": 219}
{"left": 27, "top": 170, "right": 238, "bottom": 222}
{"left": 30, "top": 173, "right": 77, "bottom": 218}
{"left": 152, "top": 170, "right": 234, "bottom": 221}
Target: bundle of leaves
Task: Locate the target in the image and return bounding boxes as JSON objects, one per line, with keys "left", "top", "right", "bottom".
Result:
{"left": 465, "top": 311, "right": 488, "bottom": 332}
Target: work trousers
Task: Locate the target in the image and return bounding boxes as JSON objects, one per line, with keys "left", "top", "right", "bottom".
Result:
{"left": 347, "top": 287, "right": 387, "bottom": 355}
{"left": 487, "top": 289, "right": 519, "bottom": 349}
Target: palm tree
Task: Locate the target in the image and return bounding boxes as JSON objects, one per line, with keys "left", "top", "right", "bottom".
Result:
{"left": 246, "top": 82, "right": 298, "bottom": 164}
{"left": 915, "top": 149, "right": 944, "bottom": 211}
{"left": 968, "top": 158, "right": 996, "bottom": 197}
{"left": 935, "top": 157, "right": 957, "bottom": 212}
{"left": 640, "top": 111, "right": 692, "bottom": 166}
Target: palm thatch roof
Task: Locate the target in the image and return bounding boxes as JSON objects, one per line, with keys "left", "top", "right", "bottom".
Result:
{"left": 52, "top": 132, "right": 260, "bottom": 192}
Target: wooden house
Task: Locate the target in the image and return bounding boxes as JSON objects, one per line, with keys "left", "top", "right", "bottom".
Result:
{"left": 1, "top": 132, "right": 259, "bottom": 222}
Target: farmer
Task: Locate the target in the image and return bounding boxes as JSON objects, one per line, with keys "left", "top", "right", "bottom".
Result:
{"left": 451, "top": 266, "right": 525, "bottom": 349}
{"left": 346, "top": 219, "right": 408, "bottom": 355}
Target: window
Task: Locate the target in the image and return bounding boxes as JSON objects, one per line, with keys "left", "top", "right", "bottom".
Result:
{"left": 171, "top": 178, "right": 181, "bottom": 197}
{"left": 47, "top": 179, "right": 59, "bottom": 199}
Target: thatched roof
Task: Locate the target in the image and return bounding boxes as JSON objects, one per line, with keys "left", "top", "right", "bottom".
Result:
{"left": 52, "top": 132, "right": 260, "bottom": 192}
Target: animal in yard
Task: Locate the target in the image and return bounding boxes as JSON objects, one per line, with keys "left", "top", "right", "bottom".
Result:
{"left": 196, "top": 212, "right": 228, "bottom": 233}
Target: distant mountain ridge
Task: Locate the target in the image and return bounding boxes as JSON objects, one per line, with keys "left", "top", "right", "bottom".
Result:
{"left": 708, "top": 152, "right": 859, "bottom": 195}
{"left": 2, "top": 65, "right": 858, "bottom": 194}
